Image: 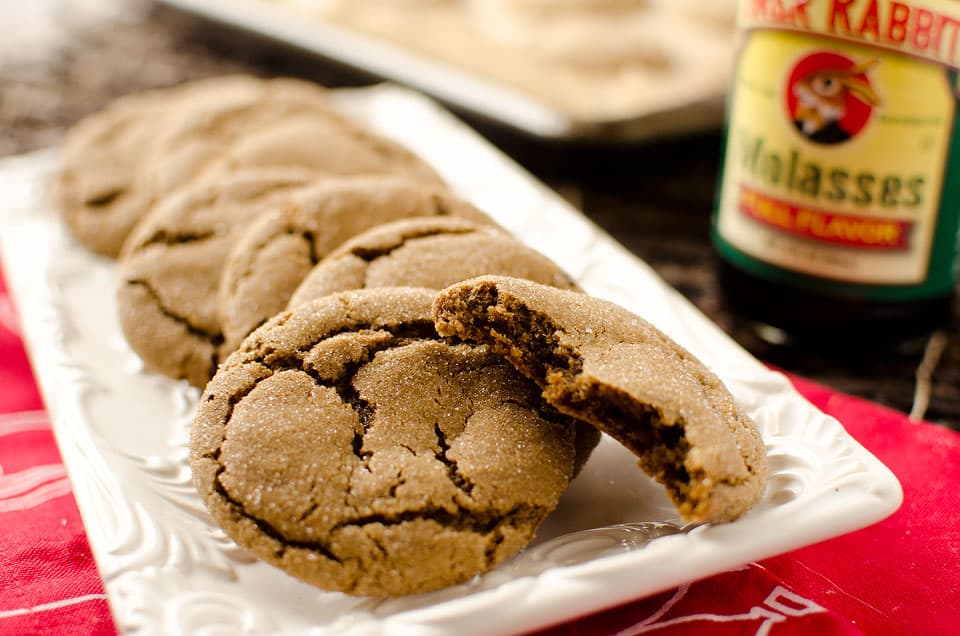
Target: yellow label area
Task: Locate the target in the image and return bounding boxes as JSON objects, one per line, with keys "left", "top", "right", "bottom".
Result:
{"left": 741, "top": 0, "right": 960, "bottom": 68}
{"left": 716, "top": 29, "right": 954, "bottom": 284}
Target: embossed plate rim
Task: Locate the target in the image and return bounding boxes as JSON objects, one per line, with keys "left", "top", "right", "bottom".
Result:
{"left": 0, "top": 85, "right": 901, "bottom": 636}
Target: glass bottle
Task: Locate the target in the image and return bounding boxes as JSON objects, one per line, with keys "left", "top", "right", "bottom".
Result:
{"left": 712, "top": 0, "right": 960, "bottom": 346}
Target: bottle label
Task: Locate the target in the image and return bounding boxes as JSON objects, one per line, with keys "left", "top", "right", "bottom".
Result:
{"left": 715, "top": 0, "right": 960, "bottom": 299}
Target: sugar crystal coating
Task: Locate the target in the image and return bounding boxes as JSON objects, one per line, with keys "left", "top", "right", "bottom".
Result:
{"left": 191, "top": 287, "right": 587, "bottom": 596}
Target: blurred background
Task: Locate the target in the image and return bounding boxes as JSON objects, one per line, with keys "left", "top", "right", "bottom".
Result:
{"left": 2, "top": 0, "right": 958, "bottom": 428}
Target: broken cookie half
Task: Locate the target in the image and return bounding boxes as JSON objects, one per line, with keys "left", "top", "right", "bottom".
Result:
{"left": 432, "top": 275, "right": 768, "bottom": 524}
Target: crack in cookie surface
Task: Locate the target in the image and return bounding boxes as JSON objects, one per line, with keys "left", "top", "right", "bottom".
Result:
{"left": 126, "top": 279, "right": 222, "bottom": 343}
{"left": 85, "top": 187, "right": 127, "bottom": 208}
{"left": 136, "top": 229, "right": 220, "bottom": 250}
{"left": 348, "top": 226, "right": 478, "bottom": 263}
{"left": 121, "top": 278, "right": 224, "bottom": 384}
{"left": 217, "top": 187, "right": 495, "bottom": 353}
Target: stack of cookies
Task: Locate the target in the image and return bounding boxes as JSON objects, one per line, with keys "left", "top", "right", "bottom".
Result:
{"left": 57, "top": 76, "right": 767, "bottom": 597}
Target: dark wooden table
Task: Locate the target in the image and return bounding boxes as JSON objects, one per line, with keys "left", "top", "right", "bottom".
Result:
{"left": 4, "top": 1, "right": 958, "bottom": 429}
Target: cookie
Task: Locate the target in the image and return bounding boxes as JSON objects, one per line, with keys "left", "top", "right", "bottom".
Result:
{"left": 217, "top": 179, "right": 494, "bottom": 354}
{"left": 117, "top": 169, "right": 320, "bottom": 388}
{"left": 288, "top": 216, "right": 578, "bottom": 306}
{"left": 432, "top": 276, "right": 768, "bottom": 523}
{"left": 59, "top": 75, "right": 442, "bottom": 257}
{"left": 191, "top": 287, "right": 580, "bottom": 596}
{"left": 141, "top": 78, "right": 442, "bottom": 206}
{"left": 56, "top": 75, "right": 268, "bottom": 257}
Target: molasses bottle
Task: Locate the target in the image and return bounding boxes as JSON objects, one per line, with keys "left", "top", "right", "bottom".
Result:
{"left": 712, "top": 0, "right": 960, "bottom": 347}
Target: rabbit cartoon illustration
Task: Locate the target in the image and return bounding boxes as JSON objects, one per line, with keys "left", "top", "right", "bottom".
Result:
{"left": 792, "top": 58, "right": 880, "bottom": 143}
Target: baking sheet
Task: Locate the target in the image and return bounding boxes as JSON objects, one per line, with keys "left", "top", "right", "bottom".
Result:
{"left": 158, "top": 0, "right": 734, "bottom": 140}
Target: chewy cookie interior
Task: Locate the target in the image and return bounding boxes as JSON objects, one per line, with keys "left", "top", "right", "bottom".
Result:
{"left": 435, "top": 280, "right": 701, "bottom": 515}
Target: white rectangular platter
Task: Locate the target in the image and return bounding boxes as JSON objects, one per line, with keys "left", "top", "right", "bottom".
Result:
{"left": 0, "top": 85, "right": 901, "bottom": 636}
{"left": 158, "top": 0, "right": 730, "bottom": 140}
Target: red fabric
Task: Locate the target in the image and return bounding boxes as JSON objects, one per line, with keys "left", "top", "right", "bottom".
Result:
{"left": 534, "top": 379, "right": 960, "bottom": 636}
{"left": 760, "top": 377, "right": 960, "bottom": 636}
{"left": 0, "top": 272, "right": 117, "bottom": 636}
{"left": 2, "top": 262, "right": 959, "bottom": 636}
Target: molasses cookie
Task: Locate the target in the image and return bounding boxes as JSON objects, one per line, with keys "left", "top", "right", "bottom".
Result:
{"left": 117, "top": 169, "right": 319, "bottom": 388}
{"left": 432, "top": 276, "right": 768, "bottom": 523}
{"left": 191, "top": 287, "right": 580, "bottom": 596}
{"left": 59, "top": 74, "right": 442, "bottom": 258}
{"left": 141, "top": 78, "right": 442, "bottom": 205}
{"left": 217, "top": 179, "right": 494, "bottom": 354}
{"left": 56, "top": 75, "right": 268, "bottom": 257}
{"left": 288, "top": 216, "right": 577, "bottom": 306}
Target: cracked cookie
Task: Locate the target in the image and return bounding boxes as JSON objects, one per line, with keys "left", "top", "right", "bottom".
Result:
{"left": 191, "top": 287, "right": 580, "bottom": 596}
{"left": 432, "top": 276, "right": 768, "bottom": 523}
{"left": 217, "top": 179, "right": 495, "bottom": 354}
{"left": 117, "top": 168, "right": 320, "bottom": 388}
{"left": 288, "top": 216, "right": 578, "bottom": 306}
{"left": 56, "top": 75, "right": 269, "bottom": 257}
{"left": 141, "top": 77, "right": 442, "bottom": 214}
{"left": 59, "top": 74, "right": 443, "bottom": 258}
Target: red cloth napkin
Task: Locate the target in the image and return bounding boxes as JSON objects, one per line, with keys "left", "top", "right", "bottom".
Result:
{"left": 0, "top": 274, "right": 115, "bottom": 635}
{"left": 1, "top": 265, "right": 958, "bottom": 636}
{"left": 535, "top": 374, "right": 960, "bottom": 636}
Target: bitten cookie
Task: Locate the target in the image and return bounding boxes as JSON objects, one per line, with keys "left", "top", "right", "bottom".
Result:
{"left": 191, "top": 287, "right": 580, "bottom": 596}
{"left": 432, "top": 276, "right": 768, "bottom": 523}
{"left": 288, "top": 216, "right": 578, "bottom": 306}
{"left": 217, "top": 180, "right": 494, "bottom": 354}
{"left": 56, "top": 75, "right": 268, "bottom": 257}
{"left": 117, "top": 169, "right": 319, "bottom": 388}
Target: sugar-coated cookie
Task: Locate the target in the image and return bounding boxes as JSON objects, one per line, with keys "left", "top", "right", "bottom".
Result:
{"left": 191, "top": 287, "right": 582, "bottom": 596}
{"left": 433, "top": 275, "right": 768, "bottom": 523}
